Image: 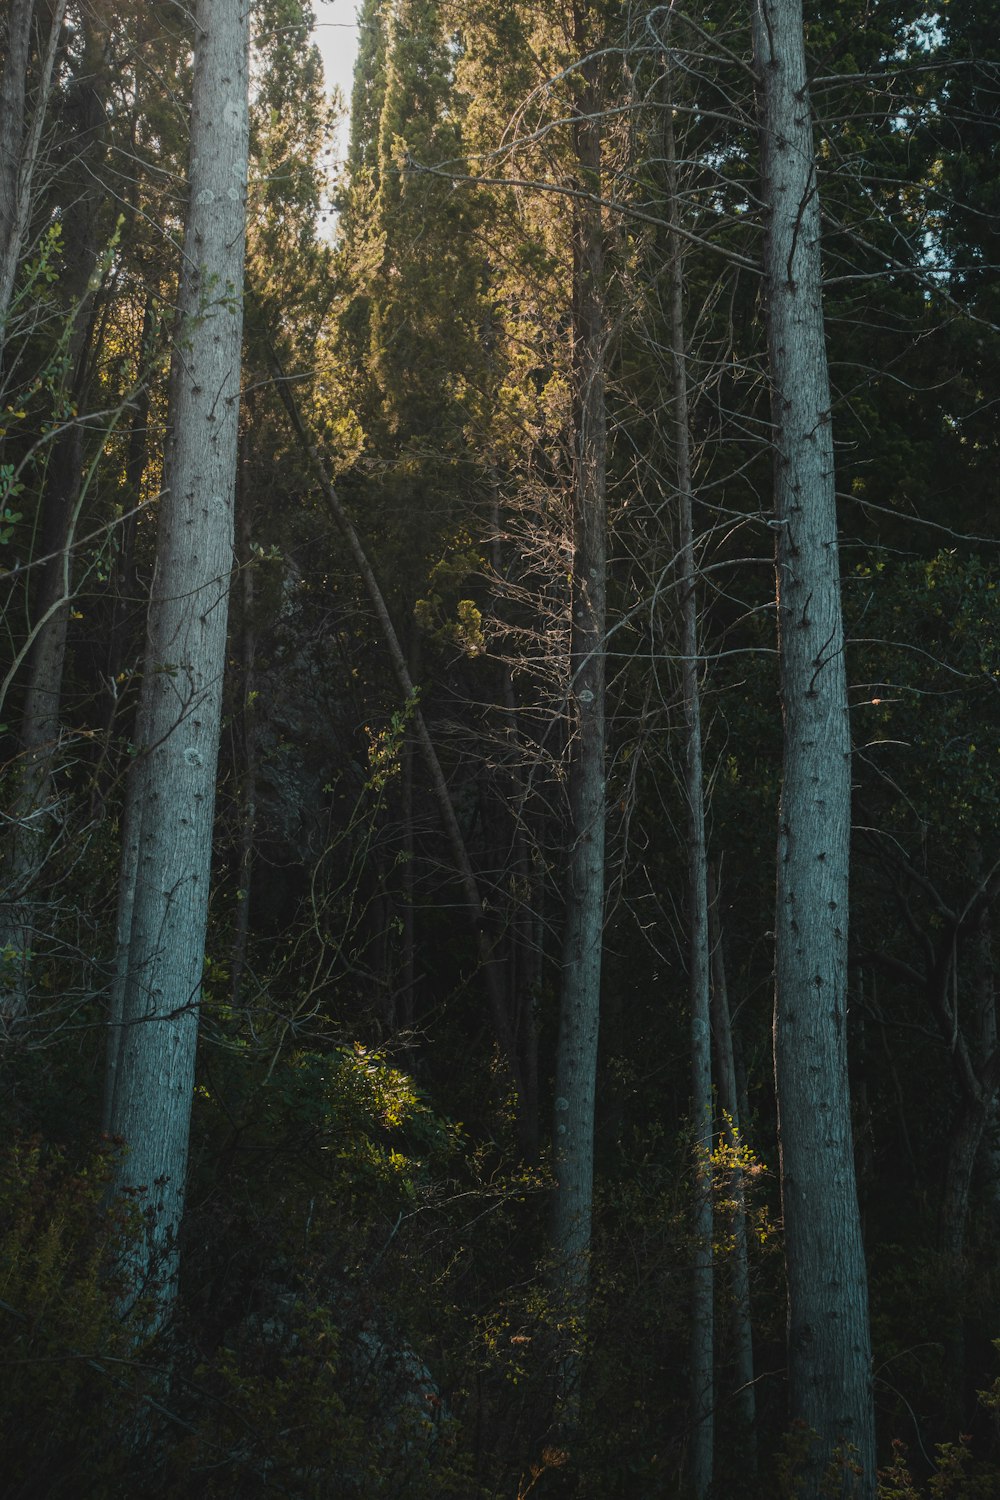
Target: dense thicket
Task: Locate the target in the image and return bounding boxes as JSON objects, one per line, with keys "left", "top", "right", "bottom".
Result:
{"left": 2, "top": 1, "right": 1000, "bottom": 1495}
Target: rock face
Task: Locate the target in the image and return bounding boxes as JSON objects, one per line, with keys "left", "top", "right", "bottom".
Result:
{"left": 353, "top": 1325, "right": 446, "bottom": 1440}
{"left": 238, "top": 1281, "right": 448, "bottom": 1446}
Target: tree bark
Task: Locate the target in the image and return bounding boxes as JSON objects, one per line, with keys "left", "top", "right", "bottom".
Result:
{"left": 752, "top": 0, "right": 875, "bottom": 1490}
{"left": 550, "top": 35, "right": 607, "bottom": 1398}
{"left": 106, "top": 0, "right": 250, "bottom": 1314}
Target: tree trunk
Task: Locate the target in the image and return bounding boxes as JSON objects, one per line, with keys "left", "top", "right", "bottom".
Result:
{"left": 937, "top": 897, "right": 1000, "bottom": 1259}
{"left": 752, "top": 0, "right": 875, "bottom": 1490}
{"left": 0, "top": 0, "right": 35, "bottom": 333}
{"left": 101, "top": 292, "right": 156, "bottom": 751}
{"left": 551, "top": 32, "right": 607, "bottom": 1409}
{"left": 106, "top": 0, "right": 250, "bottom": 1314}
{"left": 0, "top": 0, "right": 68, "bottom": 342}
{"left": 709, "top": 864, "right": 757, "bottom": 1467}
{"left": 665, "top": 94, "right": 714, "bottom": 1499}
{"left": 229, "top": 423, "right": 257, "bottom": 1011}
{"left": 491, "top": 481, "right": 541, "bottom": 1158}
{"left": 397, "top": 629, "right": 420, "bottom": 1039}
{"left": 0, "top": 424, "right": 84, "bottom": 1020}
{"left": 939, "top": 1100, "right": 987, "bottom": 1264}
{"left": 0, "top": 15, "right": 110, "bottom": 1026}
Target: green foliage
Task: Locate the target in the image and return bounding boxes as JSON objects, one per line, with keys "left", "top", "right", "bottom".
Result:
{"left": 168, "top": 1298, "right": 474, "bottom": 1499}
{"left": 875, "top": 1434, "right": 1000, "bottom": 1499}
{"left": 878, "top": 1440, "right": 923, "bottom": 1500}
{"left": 5, "top": 0, "right": 1000, "bottom": 1494}
{"left": 268, "top": 1042, "right": 462, "bottom": 1178}
{"left": 0, "top": 1132, "right": 479, "bottom": 1497}
{"left": 365, "top": 690, "right": 420, "bottom": 790}
{"left": 414, "top": 546, "right": 488, "bottom": 656}
{"left": 0, "top": 1137, "right": 151, "bottom": 1496}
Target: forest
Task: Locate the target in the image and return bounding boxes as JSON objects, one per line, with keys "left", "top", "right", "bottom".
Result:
{"left": 1, "top": 0, "right": 999, "bottom": 1495}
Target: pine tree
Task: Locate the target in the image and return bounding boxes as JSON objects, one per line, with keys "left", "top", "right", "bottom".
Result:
{"left": 752, "top": 0, "right": 875, "bottom": 1488}
{"left": 106, "top": 0, "right": 250, "bottom": 1314}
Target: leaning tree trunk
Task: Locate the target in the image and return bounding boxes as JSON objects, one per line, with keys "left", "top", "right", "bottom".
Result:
{"left": 751, "top": 1, "right": 875, "bottom": 1492}
{"left": 551, "top": 32, "right": 607, "bottom": 1414}
{"left": 106, "top": 0, "right": 250, "bottom": 1315}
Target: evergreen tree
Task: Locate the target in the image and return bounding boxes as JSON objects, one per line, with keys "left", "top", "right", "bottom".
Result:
{"left": 106, "top": 0, "right": 250, "bottom": 1314}
{"left": 752, "top": 0, "right": 875, "bottom": 1488}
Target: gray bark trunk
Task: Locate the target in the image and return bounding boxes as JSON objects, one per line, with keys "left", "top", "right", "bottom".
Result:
{"left": 551, "top": 38, "right": 607, "bottom": 1407}
{"left": 106, "top": 0, "right": 249, "bottom": 1311}
{"left": 752, "top": 1, "right": 875, "bottom": 1490}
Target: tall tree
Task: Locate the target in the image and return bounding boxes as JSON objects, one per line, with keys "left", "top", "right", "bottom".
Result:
{"left": 550, "top": 4, "right": 608, "bottom": 1400}
{"left": 105, "top": 0, "right": 250, "bottom": 1311}
{"left": 751, "top": 0, "right": 875, "bottom": 1489}
{"left": 663, "top": 83, "right": 715, "bottom": 1500}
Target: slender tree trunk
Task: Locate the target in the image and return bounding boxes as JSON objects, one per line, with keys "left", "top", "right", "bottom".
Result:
{"left": 106, "top": 0, "right": 250, "bottom": 1312}
{"left": 397, "top": 629, "right": 420, "bottom": 1038}
{"left": 938, "top": 898, "right": 1000, "bottom": 1259}
{"left": 1, "top": 422, "right": 87, "bottom": 1026}
{"left": 230, "top": 425, "right": 257, "bottom": 1011}
{"left": 752, "top": 1, "right": 875, "bottom": 1490}
{"left": 550, "top": 30, "right": 607, "bottom": 1415}
{"left": 968, "top": 895, "right": 1000, "bottom": 1225}
{"left": 0, "top": 0, "right": 68, "bottom": 343}
{"left": 664, "top": 97, "right": 714, "bottom": 1498}
{"left": 491, "top": 482, "right": 541, "bottom": 1158}
{"left": 708, "top": 864, "right": 757, "bottom": 1466}
{"left": 0, "top": 20, "right": 110, "bottom": 1025}
{"left": 939, "top": 1101, "right": 987, "bottom": 1263}
{"left": 506, "top": 767, "right": 540, "bottom": 1164}
{"left": 395, "top": 736, "right": 415, "bottom": 1035}
{"left": 0, "top": 0, "right": 35, "bottom": 333}
{"left": 102, "top": 293, "right": 155, "bottom": 735}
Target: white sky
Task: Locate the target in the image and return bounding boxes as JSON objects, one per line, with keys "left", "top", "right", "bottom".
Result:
{"left": 312, "top": 0, "right": 361, "bottom": 159}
